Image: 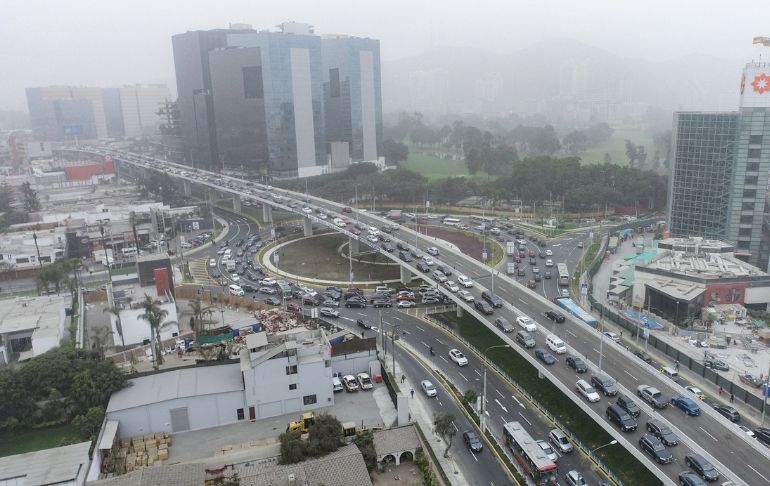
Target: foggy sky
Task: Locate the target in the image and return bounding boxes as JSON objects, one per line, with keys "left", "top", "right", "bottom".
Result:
{"left": 2, "top": 0, "right": 769, "bottom": 112}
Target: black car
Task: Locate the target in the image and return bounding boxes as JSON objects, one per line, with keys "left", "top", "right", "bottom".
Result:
{"left": 399, "top": 251, "right": 412, "bottom": 262}
{"left": 646, "top": 419, "right": 678, "bottom": 446}
{"left": 381, "top": 243, "right": 394, "bottom": 252}
{"left": 544, "top": 310, "right": 566, "bottom": 323}
{"left": 372, "top": 299, "right": 392, "bottom": 308}
{"left": 481, "top": 291, "right": 504, "bottom": 308}
{"left": 345, "top": 299, "right": 367, "bottom": 308}
{"left": 264, "top": 296, "right": 281, "bottom": 306}
{"left": 714, "top": 405, "right": 740, "bottom": 422}
{"left": 684, "top": 453, "right": 719, "bottom": 482}
{"left": 416, "top": 262, "right": 431, "bottom": 273}
{"left": 566, "top": 355, "right": 587, "bottom": 373}
{"left": 535, "top": 348, "right": 556, "bottom": 365}
{"left": 678, "top": 471, "right": 707, "bottom": 486}
{"left": 544, "top": 270, "right": 552, "bottom": 279}
{"left": 463, "top": 430, "right": 483, "bottom": 452}
{"left": 639, "top": 434, "right": 673, "bottom": 464}
{"left": 240, "top": 284, "right": 256, "bottom": 292}
{"left": 591, "top": 374, "right": 619, "bottom": 396}
{"left": 634, "top": 350, "right": 653, "bottom": 364}
{"left": 474, "top": 301, "right": 494, "bottom": 315}
{"left": 357, "top": 319, "right": 372, "bottom": 330}
{"left": 754, "top": 427, "right": 770, "bottom": 446}
{"left": 397, "top": 242, "right": 410, "bottom": 252}
{"left": 436, "top": 264, "right": 452, "bottom": 276}
{"left": 704, "top": 357, "right": 729, "bottom": 371}
{"left": 517, "top": 268, "right": 526, "bottom": 277}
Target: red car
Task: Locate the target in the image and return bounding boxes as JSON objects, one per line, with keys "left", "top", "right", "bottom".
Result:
{"left": 286, "top": 302, "right": 300, "bottom": 312}
{"left": 351, "top": 228, "right": 361, "bottom": 235}
{"left": 527, "top": 279, "right": 537, "bottom": 289}
{"left": 396, "top": 293, "right": 415, "bottom": 301}
{"left": 342, "top": 207, "right": 353, "bottom": 213}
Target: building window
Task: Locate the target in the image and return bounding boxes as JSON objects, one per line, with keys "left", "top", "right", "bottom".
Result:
{"left": 739, "top": 228, "right": 752, "bottom": 237}
{"left": 286, "top": 364, "right": 298, "bottom": 375}
{"left": 745, "top": 176, "right": 758, "bottom": 185}
{"left": 742, "top": 202, "right": 755, "bottom": 211}
{"left": 243, "top": 66, "right": 264, "bottom": 99}
{"left": 15, "top": 257, "right": 29, "bottom": 264}
{"left": 740, "top": 215, "right": 753, "bottom": 224}
{"left": 743, "top": 189, "right": 756, "bottom": 198}
{"left": 303, "top": 394, "right": 317, "bottom": 405}
{"left": 329, "top": 68, "right": 340, "bottom": 98}
{"left": 747, "top": 162, "right": 759, "bottom": 171}
{"left": 748, "top": 148, "right": 761, "bottom": 158}
{"left": 289, "top": 383, "right": 297, "bottom": 390}
{"left": 237, "top": 408, "right": 245, "bottom": 420}
{"left": 737, "top": 240, "right": 751, "bottom": 249}
{"left": 750, "top": 134, "right": 763, "bottom": 145}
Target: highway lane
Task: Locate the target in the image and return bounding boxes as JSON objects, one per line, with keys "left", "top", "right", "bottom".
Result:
{"left": 75, "top": 148, "right": 770, "bottom": 485}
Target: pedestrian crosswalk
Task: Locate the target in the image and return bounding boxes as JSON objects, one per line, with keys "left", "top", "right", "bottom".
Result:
{"left": 188, "top": 257, "right": 217, "bottom": 285}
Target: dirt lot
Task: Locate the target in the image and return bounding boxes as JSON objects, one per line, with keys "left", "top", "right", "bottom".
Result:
{"left": 415, "top": 225, "right": 499, "bottom": 263}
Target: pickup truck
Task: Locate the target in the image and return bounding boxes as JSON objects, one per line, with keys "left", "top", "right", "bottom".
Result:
{"left": 637, "top": 385, "right": 668, "bottom": 409}
{"left": 739, "top": 373, "right": 764, "bottom": 388}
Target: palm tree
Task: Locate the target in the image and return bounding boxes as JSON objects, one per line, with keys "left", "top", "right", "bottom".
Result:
{"left": 138, "top": 294, "right": 175, "bottom": 370}
{"left": 104, "top": 304, "right": 130, "bottom": 369}
{"left": 189, "top": 298, "right": 212, "bottom": 336}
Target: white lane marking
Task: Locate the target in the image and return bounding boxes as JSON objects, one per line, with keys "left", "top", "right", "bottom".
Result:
{"left": 475, "top": 369, "right": 482, "bottom": 377}
{"left": 518, "top": 412, "right": 532, "bottom": 426}
{"left": 566, "top": 329, "right": 577, "bottom": 338}
{"left": 511, "top": 395, "right": 525, "bottom": 408}
{"left": 402, "top": 329, "right": 411, "bottom": 335}
{"left": 470, "top": 450, "right": 478, "bottom": 462}
{"left": 699, "top": 427, "right": 718, "bottom": 442}
{"left": 357, "top": 312, "right": 367, "bottom": 316}
{"left": 745, "top": 464, "right": 769, "bottom": 483}
{"left": 452, "top": 421, "right": 458, "bottom": 431}
{"left": 440, "top": 356, "right": 449, "bottom": 363}
{"left": 484, "top": 410, "right": 490, "bottom": 417}
{"left": 623, "top": 370, "right": 638, "bottom": 381}
{"left": 416, "top": 326, "right": 425, "bottom": 332}
{"left": 458, "top": 372, "right": 469, "bottom": 382}
{"left": 592, "top": 348, "right": 600, "bottom": 355}
{"left": 392, "top": 316, "right": 402, "bottom": 321}
{"left": 436, "top": 338, "right": 445, "bottom": 345}
{"left": 495, "top": 399, "right": 509, "bottom": 413}
{"left": 496, "top": 389, "right": 504, "bottom": 399}
{"left": 438, "top": 400, "right": 443, "bottom": 407}
{"left": 518, "top": 298, "right": 527, "bottom": 304}
{"left": 421, "top": 341, "right": 430, "bottom": 348}
{"left": 340, "top": 317, "right": 355, "bottom": 322}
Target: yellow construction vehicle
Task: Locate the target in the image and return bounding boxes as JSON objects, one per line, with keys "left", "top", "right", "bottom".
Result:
{"left": 286, "top": 412, "right": 315, "bottom": 433}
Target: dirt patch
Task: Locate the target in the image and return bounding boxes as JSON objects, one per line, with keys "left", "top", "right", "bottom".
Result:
{"left": 415, "top": 226, "right": 491, "bottom": 262}
{"left": 371, "top": 461, "right": 423, "bottom": 486}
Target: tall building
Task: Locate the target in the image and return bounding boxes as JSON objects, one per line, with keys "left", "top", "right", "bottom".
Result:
{"left": 119, "top": 84, "right": 172, "bottom": 138}
{"left": 171, "top": 22, "right": 382, "bottom": 178}
{"left": 668, "top": 57, "right": 770, "bottom": 268}
{"left": 322, "top": 35, "right": 382, "bottom": 164}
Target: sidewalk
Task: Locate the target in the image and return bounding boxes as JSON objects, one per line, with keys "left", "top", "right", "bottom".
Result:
{"left": 384, "top": 340, "right": 469, "bottom": 486}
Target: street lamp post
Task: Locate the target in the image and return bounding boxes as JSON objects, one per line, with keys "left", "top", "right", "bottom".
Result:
{"left": 481, "top": 344, "right": 511, "bottom": 435}
{"left": 591, "top": 439, "right": 618, "bottom": 455}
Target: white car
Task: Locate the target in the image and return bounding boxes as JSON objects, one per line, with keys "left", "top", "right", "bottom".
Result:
{"left": 421, "top": 380, "right": 437, "bottom": 397}
{"left": 449, "top": 349, "right": 468, "bottom": 366}
{"left": 444, "top": 280, "right": 460, "bottom": 292}
{"left": 302, "top": 207, "right": 313, "bottom": 214}
{"left": 516, "top": 316, "right": 537, "bottom": 332}
{"left": 603, "top": 331, "right": 620, "bottom": 343}
{"left": 318, "top": 213, "right": 328, "bottom": 220}
{"left": 230, "top": 274, "right": 240, "bottom": 282}
{"left": 545, "top": 249, "right": 553, "bottom": 256}
{"left": 209, "top": 258, "right": 217, "bottom": 267}
{"left": 261, "top": 277, "right": 277, "bottom": 286}
{"left": 458, "top": 290, "right": 475, "bottom": 302}
{"left": 333, "top": 218, "right": 346, "bottom": 228}
{"left": 545, "top": 259, "right": 554, "bottom": 267}
{"left": 368, "top": 226, "right": 379, "bottom": 235}
{"left": 217, "top": 248, "right": 226, "bottom": 255}
{"left": 366, "top": 234, "right": 379, "bottom": 244}
{"left": 319, "top": 307, "right": 339, "bottom": 318}
{"left": 561, "top": 289, "right": 570, "bottom": 297}
{"left": 397, "top": 300, "right": 415, "bottom": 308}
{"left": 576, "top": 379, "right": 601, "bottom": 403}
{"left": 427, "top": 247, "right": 439, "bottom": 256}
{"left": 537, "top": 440, "right": 558, "bottom": 462}
{"left": 357, "top": 373, "right": 373, "bottom": 390}
{"left": 685, "top": 386, "right": 704, "bottom": 400}
{"left": 422, "top": 256, "right": 434, "bottom": 266}
{"left": 342, "top": 375, "right": 359, "bottom": 392}
{"left": 457, "top": 275, "right": 473, "bottom": 288}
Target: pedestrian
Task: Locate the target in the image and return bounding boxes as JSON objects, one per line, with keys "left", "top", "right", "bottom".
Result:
{"left": 410, "top": 388, "right": 414, "bottom": 399}
{"left": 401, "top": 374, "right": 405, "bottom": 384}
{"left": 674, "top": 361, "right": 679, "bottom": 372}
{"left": 718, "top": 386, "right": 723, "bottom": 396}
{"left": 730, "top": 393, "right": 734, "bottom": 403}
{"left": 620, "top": 331, "right": 623, "bottom": 338}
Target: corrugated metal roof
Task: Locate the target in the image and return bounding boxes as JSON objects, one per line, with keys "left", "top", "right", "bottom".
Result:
{"left": 0, "top": 441, "right": 90, "bottom": 485}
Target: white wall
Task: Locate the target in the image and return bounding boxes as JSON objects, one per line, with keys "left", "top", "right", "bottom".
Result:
{"left": 110, "top": 301, "right": 180, "bottom": 346}
{"left": 330, "top": 348, "right": 378, "bottom": 377}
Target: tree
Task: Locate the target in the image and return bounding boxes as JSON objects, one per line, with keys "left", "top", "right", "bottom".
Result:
{"left": 72, "top": 406, "right": 105, "bottom": 439}
{"left": 104, "top": 304, "right": 130, "bottom": 366}
{"left": 603, "top": 152, "right": 612, "bottom": 164}
{"left": 20, "top": 182, "right": 40, "bottom": 212}
{"left": 462, "top": 389, "right": 478, "bottom": 405}
{"left": 353, "top": 430, "right": 377, "bottom": 471}
{"left": 0, "top": 182, "right": 13, "bottom": 214}
{"left": 306, "top": 413, "right": 343, "bottom": 457}
{"left": 138, "top": 295, "right": 172, "bottom": 369}
{"left": 382, "top": 139, "right": 409, "bottom": 165}
{"left": 189, "top": 299, "right": 213, "bottom": 336}
{"left": 279, "top": 430, "right": 306, "bottom": 464}
{"left": 624, "top": 140, "right": 638, "bottom": 167}
{"left": 433, "top": 412, "right": 457, "bottom": 458}
{"left": 562, "top": 130, "right": 589, "bottom": 155}
{"left": 636, "top": 145, "right": 647, "bottom": 167}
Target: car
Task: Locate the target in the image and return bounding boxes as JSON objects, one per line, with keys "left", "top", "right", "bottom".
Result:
{"left": 646, "top": 419, "right": 678, "bottom": 446}
{"left": 755, "top": 427, "right": 770, "bottom": 446}
{"left": 342, "top": 375, "right": 359, "bottom": 392}
{"left": 606, "top": 403, "right": 637, "bottom": 432}
{"left": 426, "top": 247, "right": 439, "bottom": 256}
{"left": 591, "top": 374, "right": 618, "bottom": 396}
{"left": 616, "top": 394, "right": 641, "bottom": 418}
{"left": 685, "top": 386, "right": 704, "bottom": 400}
{"left": 545, "top": 249, "right": 553, "bottom": 256}
{"left": 532, "top": 266, "right": 540, "bottom": 274}
{"left": 678, "top": 471, "right": 707, "bottom": 486}
{"left": 576, "top": 379, "right": 601, "bottom": 402}
{"left": 398, "top": 251, "right": 412, "bottom": 262}
{"left": 381, "top": 243, "right": 394, "bottom": 252}
{"left": 397, "top": 300, "right": 416, "bottom": 308}
{"left": 421, "top": 256, "right": 434, "bottom": 266}
{"left": 714, "top": 404, "right": 740, "bottom": 422}
{"left": 564, "top": 470, "right": 587, "bottom": 486}
{"left": 357, "top": 373, "right": 373, "bottom": 391}
{"left": 240, "top": 284, "right": 256, "bottom": 292}
{"left": 463, "top": 430, "right": 483, "bottom": 453}
{"left": 474, "top": 301, "right": 494, "bottom": 315}
{"left": 738, "top": 424, "right": 755, "bottom": 437}
{"left": 516, "top": 330, "right": 536, "bottom": 348}
{"left": 517, "top": 268, "right": 526, "bottom": 277}
{"left": 442, "top": 280, "right": 458, "bottom": 292}
{"left": 421, "top": 380, "right": 437, "bottom": 397}
{"left": 684, "top": 453, "right": 719, "bottom": 482}
{"left": 544, "top": 310, "right": 566, "bottom": 323}
{"left": 372, "top": 299, "right": 392, "bottom": 308}
{"left": 639, "top": 434, "right": 673, "bottom": 464}
{"left": 261, "top": 277, "right": 277, "bottom": 286}
{"left": 535, "top": 348, "right": 556, "bottom": 365}
{"left": 319, "top": 307, "right": 340, "bottom": 318}
{"left": 322, "top": 299, "right": 339, "bottom": 308}
{"left": 264, "top": 296, "right": 281, "bottom": 306}
{"left": 637, "top": 385, "right": 668, "bottom": 408}
{"left": 527, "top": 279, "right": 537, "bottom": 289}
{"left": 603, "top": 331, "right": 620, "bottom": 342}
{"left": 449, "top": 349, "right": 469, "bottom": 366}
{"left": 537, "top": 440, "right": 558, "bottom": 462}
{"left": 216, "top": 248, "right": 226, "bottom": 255}
{"left": 422, "top": 296, "right": 441, "bottom": 304}
{"left": 513, "top": 318, "right": 535, "bottom": 335}
{"left": 549, "top": 429, "right": 573, "bottom": 454}
{"left": 345, "top": 298, "right": 367, "bottom": 308}
{"left": 494, "top": 317, "right": 515, "bottom": 333}
{"left": 259, "top": 286, "right": 277, "bottom": 294}
{"left": 457, "top": 275, "right": 473, "bottom": 287}
{"left": 671, "top": 395, "right": 701, "bottom": 416}
{"left": 481, "top": 291, "right": 503, "bottom": 308}
{"left": 566, "top": 355, "right": 588, "bottom": 373}
{"left": 544, "top": 270, "right": 552, "bottom": 279}
{"left": 436, "top": 264, "right": 452, "bottom": 277}
{"left": 230, "top": 274, "right": 240, "bottom": 282}
{"left": 634, "top": 350, "right": 653, "bottom": 363}
{"left": 357, "top": 319, "right": 372, "bottom": 329}
{"left": 457, "top": 290, "right": 474, "bottom": 302}
{"left": 739, "top": 373, "right": 764, "bottom": 388}
{"left": 209, "top": 258, "right": 217, "bottom": 267}
{"left": 704, "top": 357, "right": 729, "bottom": 371}
{"left": 577, "top": 241, "right": 584, "bottom": 248}
{"left": 416, "top": 261, "right": 431, "bottom": 272}
{"left": 534, "top": 274, "right": 542, "bottom": 282}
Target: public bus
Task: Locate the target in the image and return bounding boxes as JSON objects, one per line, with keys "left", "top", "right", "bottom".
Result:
{"left": 442, "top": 217, "right": 461, "bottom": 227}
{"left": 502, "top": 421, "right": 557, "bottom": 485}
{"left": 470, "top": 215, "right": 494, "bottom": 225}
{"left": 557, "top": 263, "right": 570, "bottom": 287}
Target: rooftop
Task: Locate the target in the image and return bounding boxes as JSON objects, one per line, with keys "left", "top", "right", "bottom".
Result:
{"left": 638, "top": 249, "right": 767, "bottom": 280}
{"left": 0, "top": 441, "right": 90, "bottom": 485}
{"left": 656, "top": 237, "right": 734, "bottom": 254}
{"left": 0, "top": 295, "right": 67, "bottom": 338}
{"left": 106, "top": 363, "right": 243, "bottom": 413}
{"left": 372, "top": 425, "right": 420, "bottom": 456}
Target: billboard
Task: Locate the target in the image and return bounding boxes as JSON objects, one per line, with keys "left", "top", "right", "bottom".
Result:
{"left": 739, "top": 63, "right": 770, "bottom": 108}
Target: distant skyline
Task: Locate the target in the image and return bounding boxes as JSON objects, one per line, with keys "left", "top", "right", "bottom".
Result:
{"left": 2, "top": 0, "right": 769, "bottom": 111}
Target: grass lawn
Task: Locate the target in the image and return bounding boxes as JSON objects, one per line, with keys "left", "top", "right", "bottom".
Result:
{"left": 435, "top": 311, "right": 660, "bottom": 486}
{"left": 0, "top": 424, "right": 80, "bottom": 457}
{"left": 578, "top": 128, "right": 655, "bottom": 166}
{"left": 401, "top": 153, "right": 495, "bottom": 181}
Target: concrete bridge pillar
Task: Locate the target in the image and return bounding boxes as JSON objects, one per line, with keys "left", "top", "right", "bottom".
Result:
{"left": 262, "top": 204, "right": 273, "bottom": 224}
{"left": 400, "top": 265, "right": 412, "bottom": 285}
{"left": 183, "top": 180, "right": 192, "bottom": 196}
{"left": 456, "top": 305, "right": 464, "bottom": 318}
{"left": 303, "top": 217, "right": 313, "bottom": 237}
{"left": 349, "top": 237, "right": 361, "bottom": 256}
{"left": 232, "top": 195, "right": 241, "bottom": 213}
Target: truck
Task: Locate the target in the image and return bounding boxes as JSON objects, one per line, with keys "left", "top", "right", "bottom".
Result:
{"left": 506, "top": 241, "right": 516, "bottom": 257}
{"left": 286, "top": 412, "right": 316, "bottom": 433}
{"left": 506, "top": 262, "right": 517, "bottom": 275}
{"left": 608, "top": 236, "right": 619, "bottom": 254}
{"left": 637, "top": 385, "right": 668, "bottom": 409}
{"left": 387, "top": 209, "right": 402, "bottom": 221}
{"left": 93, "top": 249, "right": 114, "bottom": 267}
{"left": 226, "top": 260, "right": 236, "bottom": 272}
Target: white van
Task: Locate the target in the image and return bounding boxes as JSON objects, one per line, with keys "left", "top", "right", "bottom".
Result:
{"left": 228, "top": 284, "right": 244, "bottom": 296}
{"left": 660, "top": 366, "right": 678, "bottom": 380}
{"left": 332, "top": 376, "right": 344, "bottom": 393}
{"left": 546, "top": 334, "right": 567, "bottom": 354}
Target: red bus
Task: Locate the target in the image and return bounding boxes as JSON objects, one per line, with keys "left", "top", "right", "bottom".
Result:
{"left": 503, "top": 421, "right": 557, "bottom": 485}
